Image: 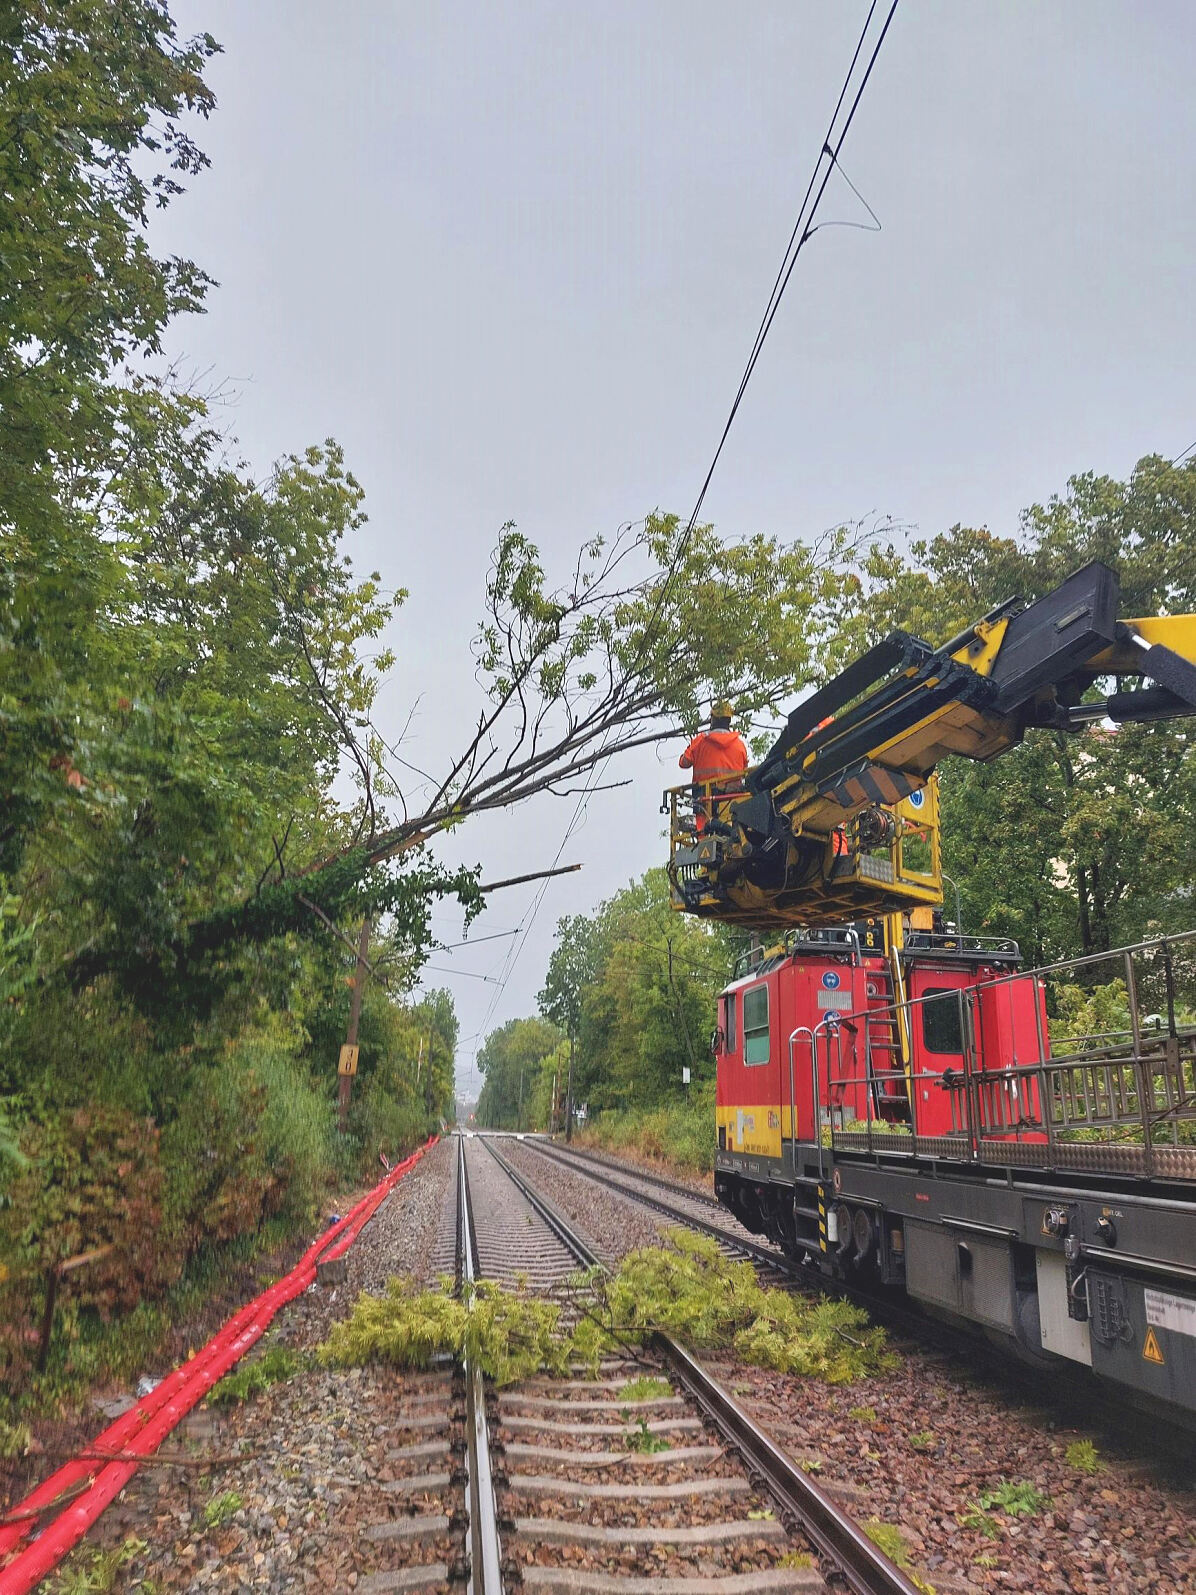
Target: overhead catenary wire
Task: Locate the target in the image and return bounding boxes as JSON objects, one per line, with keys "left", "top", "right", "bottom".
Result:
{"left": 462, "top": 2, "right": 901, "bottom": 1061}
{"left": 423, "top": 963, "right": 503, "bottom": 984}
{"left": 638, "top": 0, "right": 899, "bottom": 651}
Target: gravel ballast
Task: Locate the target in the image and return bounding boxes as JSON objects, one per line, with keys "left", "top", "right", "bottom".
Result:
{"left": 495, "top": 1137, "right": 672, "bottom": 1261}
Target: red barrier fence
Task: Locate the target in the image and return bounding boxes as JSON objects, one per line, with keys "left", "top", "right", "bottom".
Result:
{"left": 0, "top": 1135, "right": 438, "bottom": 1595}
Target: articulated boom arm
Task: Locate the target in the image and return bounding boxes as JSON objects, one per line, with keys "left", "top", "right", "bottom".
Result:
{"left": 667, "top": 562, "right": 1196, "bottom": 932}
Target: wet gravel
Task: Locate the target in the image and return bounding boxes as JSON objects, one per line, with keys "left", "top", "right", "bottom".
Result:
{"left": 104, "top": 1365, "right": 462, "bottom": 1593}
{"left": 495, "top": 1137, "right": 670, "bottom": 1260}
{"left": 567, "top": 1134, "right": 717, "bottom": 1199}
{"left": 277, "top": 1135, "right": 456, "bottom": 1349}
{"left": 708, "top": 1351, "right": 1196, "bottom": 1595}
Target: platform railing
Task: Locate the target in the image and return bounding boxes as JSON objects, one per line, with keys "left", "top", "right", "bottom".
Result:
{"left": 819, "top": 931, "right": 1196, "bottom": 1177}
{"left": 903, "top": 929, "right": 1021, "bottom": 957}
{"left": 664, "top": 778, "right": 751, "bottom": 840}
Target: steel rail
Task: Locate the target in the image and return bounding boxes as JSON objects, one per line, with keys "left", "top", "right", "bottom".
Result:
{"left": 457, "top": 1135, "right": 504, "bottom": 1595}
{"left": 514, "top": 1134, "right": 804, "bottom": 1278}
{"left": 482, "top": 1134, "right": 921, "bottom": 1595}
{"left": 478, "top": 1135, "right": 602, "bottom": 1270}
{"left": 658, "top": 1335, "right": 923, "bottom": 1595}
{"left": 527, "top": 1135, "right": 725, "bottom": 1209}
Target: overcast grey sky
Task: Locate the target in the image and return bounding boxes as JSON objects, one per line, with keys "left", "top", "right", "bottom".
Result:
{"left": 158, "top": 2, "right": 1195, "bottom": 1094}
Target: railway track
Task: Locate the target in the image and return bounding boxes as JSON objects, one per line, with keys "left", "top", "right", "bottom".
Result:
{"left": 453, "top": 1131, "right": 921, "bottom": 1595}
{"left": 509, "top": 1134, "right": 802, "bottom": 1284}
{"left": 506, "top": 1133, "right": 1196, "bottom": 1471}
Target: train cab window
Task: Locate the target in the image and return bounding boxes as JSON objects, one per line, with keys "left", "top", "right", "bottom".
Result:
{"left": 922, "top": 987, "right": 964, "bottom": 1055}
{"left": 743, "top": 985, "right": 769, "bottom": 1065}
{"left": 723, "top": 994, "right": 738, "bottom": 1053}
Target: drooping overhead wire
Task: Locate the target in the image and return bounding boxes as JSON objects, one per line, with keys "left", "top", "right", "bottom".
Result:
{"left": 643, "top": 0, "right": 900, "bottom": 642}
{"left": 460, "top": 1, "right": 901, "bottom": 1052}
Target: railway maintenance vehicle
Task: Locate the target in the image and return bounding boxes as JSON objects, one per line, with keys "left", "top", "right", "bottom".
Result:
{"left": 666, "top": 561, "right": 1196, "bottom": 1424}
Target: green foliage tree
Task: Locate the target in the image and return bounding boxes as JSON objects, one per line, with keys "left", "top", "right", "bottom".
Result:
{"left": 475, "top": 1017, "right": 563, "bottom": 1130}
{"left": 0, "top": 4, "right": 474, "bottom": 1403}
{"left": 0, "top": 1, "right": 218, "bottom": 871}
{"left": 538, "top": 869, "right": 742, "bottom": 1117}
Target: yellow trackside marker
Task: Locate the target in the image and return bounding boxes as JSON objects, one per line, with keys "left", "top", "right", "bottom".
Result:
{"left": 1142, "top": 1326, "right": 1165, "bottom": 1365}
{"left": 338, "top": 1044, "right": 360, "bottom": 1077}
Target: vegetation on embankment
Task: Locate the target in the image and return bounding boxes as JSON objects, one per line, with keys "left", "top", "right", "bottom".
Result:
{"left": 576, "top": 1085, "right": 717, "bottom": 1181}
{"left": 0, "top": 3, "right": 473, "bottom": 1419}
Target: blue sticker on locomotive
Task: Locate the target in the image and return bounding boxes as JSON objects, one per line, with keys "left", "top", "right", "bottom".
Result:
{"left": 821, "top": 970, "right": 841, "bottom": 990}
{"left": 908, "top": 788, "right": 925, "bottom": 809}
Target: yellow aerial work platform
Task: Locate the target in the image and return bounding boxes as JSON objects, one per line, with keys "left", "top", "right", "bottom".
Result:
{"left": 667, "top": 562, "right": 1196, "bottom": 934}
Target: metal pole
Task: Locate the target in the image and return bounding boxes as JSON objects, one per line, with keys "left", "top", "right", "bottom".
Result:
{"left": 668, "top": 938, "right": 699, "bottom": 1076}
{"left": 565, "top": 1027, "right": 576, "bottom": 1142}
{"left": 1127, "top": 949, "right": 1154, "bottom": 1175}
{"left": 940, "top": 869, "right": 964, "bottom": 936}
{"left": 337, "top": 915, "right": 371, "bottom": 1134}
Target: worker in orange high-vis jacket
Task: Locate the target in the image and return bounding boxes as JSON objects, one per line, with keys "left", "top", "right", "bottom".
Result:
{"left": 679, "top": 702, "right": 749, "bottom": 832}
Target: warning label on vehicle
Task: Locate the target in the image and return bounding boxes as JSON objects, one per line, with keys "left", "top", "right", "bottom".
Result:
{"left": 1142, "top": 1326, "right": 1165, "bottom": 1365}
{"left": 1145, "top": 1287, "right": 1196, "bottom": 1338}
{"left": 817, "top": 989, "right": 852, "bottom": 1010}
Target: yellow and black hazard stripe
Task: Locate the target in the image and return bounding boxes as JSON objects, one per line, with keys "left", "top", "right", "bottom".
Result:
{"left": 817, "top": 1185, "right": 828, "bottom": 1253}
{"left": 821, "top": 760, "right": 920, "bottom": 809}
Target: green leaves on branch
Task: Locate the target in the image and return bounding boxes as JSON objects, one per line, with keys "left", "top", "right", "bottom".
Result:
{"left": 318, "top": 1276, "right": 570, "bottom": 1387}
{"left": 68, "top": 843, "right": 482, "bottom": 1013}
{"left": 580, "top": 1230, "right": 893, "bottom": 1385}
{"left": 440, "top": 511, "right": 878, "bottom": 842}
{"left": 320, "top": 1232, "right": 891, "bottom": 1388}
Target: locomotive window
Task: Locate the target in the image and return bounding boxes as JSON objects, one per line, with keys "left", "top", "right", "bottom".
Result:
{"left": 743, "top": 985, "right": 769, "bottom": 1065}
{"left": 922, "top": 986, "right": 964, "bottom": 1055}
{"left": 723, "top": 994, "right": 738, "bottom": 1053}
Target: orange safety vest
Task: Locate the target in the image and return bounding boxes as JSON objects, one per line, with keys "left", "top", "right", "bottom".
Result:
{"left": 679, "top": 729, "right": 749, "bottom": 786}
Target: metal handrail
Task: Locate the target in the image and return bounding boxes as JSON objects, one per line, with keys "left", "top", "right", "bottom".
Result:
{"left": 736, "top": 925, "right": 862, "bottom": 980}
{"left": 903, "top": 930, "right": 1020, "bottom": 956}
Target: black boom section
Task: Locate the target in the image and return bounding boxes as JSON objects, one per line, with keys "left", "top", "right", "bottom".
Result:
{"left": 753, "top": 631, "right": 931, "bottom": 791}
{"left": 744, "top": 562, "right": 1196, "bottom": 813}
{"left": 802, "top": 664, "right": 996, "bottom": 788}
{"left": 988, "top": 561, "right": 1121, "bottom": 712}
{"left": 1132, "top": 642, "right": 1196, "bottom": 711}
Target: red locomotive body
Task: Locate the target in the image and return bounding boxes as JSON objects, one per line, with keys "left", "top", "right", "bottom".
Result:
{"left": 715, "top": 926, "right": 1036, "bottom": 1164}
{"left": 713, "top": 922, "right": 1196, "bottom": 1426}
